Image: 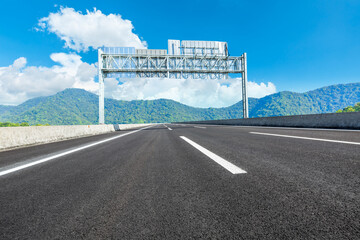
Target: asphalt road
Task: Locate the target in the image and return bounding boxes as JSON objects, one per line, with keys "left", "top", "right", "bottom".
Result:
{"left": 0, "top": 124, "right": 359, "bottom": 239}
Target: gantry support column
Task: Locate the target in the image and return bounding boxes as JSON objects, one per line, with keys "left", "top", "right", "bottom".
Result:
{"left": 242, "top": 53, "right": 249, "bottom": 118}
{"left": 98, "top": 49, "right": 105, "bottom": 124}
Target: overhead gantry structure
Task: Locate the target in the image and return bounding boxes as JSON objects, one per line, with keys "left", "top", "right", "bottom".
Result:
{"left": 98, "top": 40, "right": 248, "bottom": 124}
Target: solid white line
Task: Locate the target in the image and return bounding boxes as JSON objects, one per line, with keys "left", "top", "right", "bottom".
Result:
{"left": 250, "top": 132, "right": 360, "bottom": 145}
{"left": 223, "top": 125, "right": 360, "bottom": 132}
{"left": 168, "top": 127, "right": 173, "bottom": 130}
{"left": 0, "top": 125, "right": 155, "bottom": 177}
{"left": 194, "top": 126, "right": 206, "bottom": 129}
{"left": 180, "top": 136, "right": 246, "bottom": 174}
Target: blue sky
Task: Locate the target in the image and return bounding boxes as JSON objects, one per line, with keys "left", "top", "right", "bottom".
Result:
{"left": 0, "top": 0, "right": 359, "bottom": 106}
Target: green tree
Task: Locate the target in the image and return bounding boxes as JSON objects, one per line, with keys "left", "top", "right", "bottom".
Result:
{"left": 337, "top": 102, "right": 360, "bottom": 113}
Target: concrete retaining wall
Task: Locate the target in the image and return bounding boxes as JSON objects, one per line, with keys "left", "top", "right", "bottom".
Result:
{"left": 177, "top": 112, "right": 360, "bottom": 129}
{"left": 0, "top": 124, "right": 152, "bottom": 150}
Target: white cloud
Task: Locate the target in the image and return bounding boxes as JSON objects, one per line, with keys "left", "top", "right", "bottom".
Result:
{"left": 0, "top": 54, "right": 97, "bottom": 105}
{"left": 37, "top": 7, "right": 147, "bottom": 52}
{"left": 0, "top": 7, "right": 276, "bottom": 107}
{"left": 248, "top": 81, "right": 277, "bottom": 99}
{"left": 104, "top": 77, "right": 276, "bottom": 108}
{"left": 0, "top": 56, "right": 275, "bottom": 107}
{"left": 12, "top": 57, "right": 27, "bottom": 69}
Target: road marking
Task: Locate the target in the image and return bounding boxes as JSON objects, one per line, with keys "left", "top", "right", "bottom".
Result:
{"left": 0, "top": 125, "right": 155, "bottom": 177}
{"left": 222, "top": 125, "right": 360, "bottom": 132}
{"left": 194, "top": 126, "right": 206, "bottom": 129}
{"left": 180, "top": 136, "right": 246, "bottom": 174}
{"left": 163, "top": 124, "right": 172, "bottom": 131}
{"left": 176, "top": 124, "right": 360, "bottom": 132}
{"left": 250, "top": 132, "right": 360, "bottom": 145}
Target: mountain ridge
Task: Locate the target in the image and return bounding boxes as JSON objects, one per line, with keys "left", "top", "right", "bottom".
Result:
{"left": 0, "top": 82, "right": 359, "bottom": 125}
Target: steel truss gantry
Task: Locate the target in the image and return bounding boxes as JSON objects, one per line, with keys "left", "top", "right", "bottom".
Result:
{"left": 98, "top": 50, "right": 249, "bottom": 124}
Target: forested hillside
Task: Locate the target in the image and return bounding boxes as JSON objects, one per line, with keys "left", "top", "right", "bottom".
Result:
{"left": 0, "top": 82, "right": 359, "bottom": 125}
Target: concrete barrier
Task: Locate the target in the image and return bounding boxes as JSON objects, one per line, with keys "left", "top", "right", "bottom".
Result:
{"left": 0, "top": 124, "right": 153, "bottom": 151}
{"left": 176, "top": 112, "right": 360, "bottom": 129}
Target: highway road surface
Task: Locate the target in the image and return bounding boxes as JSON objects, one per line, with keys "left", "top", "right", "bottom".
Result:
{"left": 0, "top": 124, "right": 359, "bottom": 239}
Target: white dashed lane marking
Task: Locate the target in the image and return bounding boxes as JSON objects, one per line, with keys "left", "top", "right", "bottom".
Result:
{"left": 180, "top": 136, "right": 246, "bottom": 174}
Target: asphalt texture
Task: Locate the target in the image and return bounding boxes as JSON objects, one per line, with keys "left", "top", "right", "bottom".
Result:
{"left": 0, "top": 124, "right": 359, "bottom": 239}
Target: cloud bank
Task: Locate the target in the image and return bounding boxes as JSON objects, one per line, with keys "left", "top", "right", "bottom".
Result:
{"left": 0, "top": 54, "right": 97, "bottom": 105}
{"left": 0, "top": 56, "right": 276, "bottom": 107}
{"left": 37, "top": 7, "right": 146, "bottom": 52}
{"left": 104, "top": 77, "right": 276, "bottom": 108}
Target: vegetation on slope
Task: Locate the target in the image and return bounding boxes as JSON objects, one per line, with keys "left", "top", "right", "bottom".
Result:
{"left": 0, "top": 122, "right": 50, "bottom": 127}
{"left": 0, "top": 82, "right": 359, "bottom": 125}
{"left": 249, "top": 83, "right": 360, "bottom": 117}
{"left": 0, "top": 122, "right": 29, "bottom": 127}
{"left": 336, "top": 102, "right": 360, "bottom": 113}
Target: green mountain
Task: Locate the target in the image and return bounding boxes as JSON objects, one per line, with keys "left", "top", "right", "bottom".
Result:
{"left": 0, "top": 82, "right": 359, "bottom": 125}
{"left": 250, "top": 83, "right": 360, "bottom": 117}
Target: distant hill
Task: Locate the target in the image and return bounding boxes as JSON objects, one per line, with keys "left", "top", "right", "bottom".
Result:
{"left": 0, "top": 105, "right": 14, "bottom": 115}
{"left": 0, "top": 82, "right": 359, "bottom": 125}
{"left": 249, "top": 83, "right": 360, "bottom": 117}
